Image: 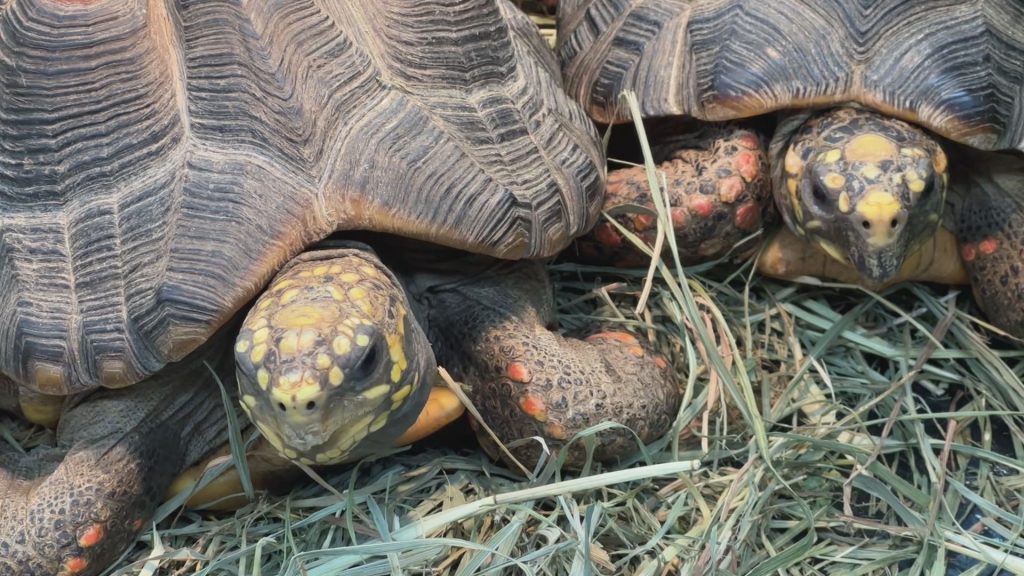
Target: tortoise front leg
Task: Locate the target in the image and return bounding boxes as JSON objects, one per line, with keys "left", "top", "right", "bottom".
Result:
{"left": 414, "top": 258, "right": 681, "bottom": 469}
{"left": 576, "top": 123, "right": 771, "bottom": 266}
{"left": 0, "top": 349, "right": 229, "bottom": 576}
{"left": 954, "top": 150, "right": 1024, "bottom": 338}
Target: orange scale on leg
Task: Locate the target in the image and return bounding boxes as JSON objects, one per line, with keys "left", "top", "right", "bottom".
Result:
{"left": 506, "top": 362, "right": 532, "bottom": 383}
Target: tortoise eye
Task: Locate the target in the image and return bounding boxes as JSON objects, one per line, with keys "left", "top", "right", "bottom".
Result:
{"left": 349, "top": 337, "right": 381, "bottom": 384}
{"left": 919, "top": 173, "right": 936, "bottom": 199}
{"left": 808, "top": 181, "right": 831, "bottom": 212}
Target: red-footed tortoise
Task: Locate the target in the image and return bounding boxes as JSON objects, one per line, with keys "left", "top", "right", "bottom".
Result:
{"left": 0, "top": 1, "right": 680, "bottom": 574}
{"left": 557, "top": 0, "right": 1024, "bottom": 337}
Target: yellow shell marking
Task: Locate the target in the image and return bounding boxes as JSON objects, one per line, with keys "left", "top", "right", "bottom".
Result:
{"left": 784, "top": 148, "right": 802, "bottom": 175}
{"left": 333, "top": 336, "right": 352, "bottom": 356}
{"left": 860, "top": 164, "right": 882, "bottom": 180}
{"left": 273, "top": 374, "right": 321, "bottom": 408}
{"left": 370, "top": 412, "right": 390, "bottom": 433}
{"left": 279, "top": 331, "right": 299, "bottom": 356}
{"left": 855, "top": 189, "right": 902, "bottom": 247}
{"left": 272, "top": 279, "right": 294, "bottom": 293}
{"left": 329, "top": 365, "right": 344, "bottom": 386}
{"left": 279, "top": 288, "right": 301, "bottom": 305}
{"left": 273, "top": 304, "right": 338, "bottom": 329}
{"left": 817, "top": 239, "right": 849, "bottom": 263}
{"left": 298, "top": 328, "right": 317, "bottom": 352}
{"left": 823, "top": 149, "right": 842, "bottom": 164}
{"left": 362, "top": 384, "right": 391, "bottom": 401}
{"left": 327, "top": 286, "right": 345, "bottom": 301}
{"left": 355, "top": 334, "right": 371, "bottom": 347}
{"left": 258, "top": 424, "right": 285, "bottom": 453}
{"left": 257, "top": 368, "right": 270, "bottom": 390}
{"left": 786, "top": 177, "right": 803, "bottom": 221}
{"left": 823, "top": 173, "right": 845, "bottom": 189}
{"left": 391, "top": 384, "right": 412, "bottom": 403}
{"left": 843, "top": 134, "right": 897, "bottom": 163}
{"left": 33, "top": 362, "right": 65, "bottom": 389}
{"left": 838, "top": 191, "right": 851, "bottom": 213}
{"left": 250, "top": 344, "right": 267, "bottom": 364}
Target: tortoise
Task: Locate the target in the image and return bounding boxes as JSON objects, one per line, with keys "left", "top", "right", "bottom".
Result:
{"left": 556, "top": 0, "right": 1024, "bottom": 338}
{"left": 0, "top": 1, "right": 681, "bottom": 574}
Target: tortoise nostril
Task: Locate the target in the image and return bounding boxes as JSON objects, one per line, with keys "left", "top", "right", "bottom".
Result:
{"left": 277, "top": 401, "right": 287, "bottom": 412}
{"left": 306, "top": 400, "right": 316, "bottom": 411}
{"left": 861, "top": 220, "right": 871, "bottom": 230}
{"left": 890, "top": 218, "right": 899, "bottom": 229}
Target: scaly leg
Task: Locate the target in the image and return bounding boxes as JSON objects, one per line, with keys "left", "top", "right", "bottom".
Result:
{"left": 576, "top": 122, "right": 772, "bottom": 266}
{"left": 0, "top": 345, "right": 229, "bottom": 576}
{"left": 409, "top": 255, "right": 680, "bottom": 469}
{"left": 954, "top": 149, "right": 1024, "bottom": 337}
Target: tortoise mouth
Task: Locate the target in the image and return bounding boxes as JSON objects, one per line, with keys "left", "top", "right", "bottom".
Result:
{"left": 283, "top": 406, "right": 383, "bottom": 465}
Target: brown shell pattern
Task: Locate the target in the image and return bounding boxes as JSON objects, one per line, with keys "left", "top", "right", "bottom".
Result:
{"left": 558, "top": 0, "right": 1024, "bottom": 152}
{"left": 0, "top": 0, "right": 604, "bottom": 394}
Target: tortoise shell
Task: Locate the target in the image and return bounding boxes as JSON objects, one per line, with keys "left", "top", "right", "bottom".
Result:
{"left": 558, "top": 0, "right": 1024, "bottom": 152}
{"left": 0, "top": 0, "right": 604, "bottom": 395}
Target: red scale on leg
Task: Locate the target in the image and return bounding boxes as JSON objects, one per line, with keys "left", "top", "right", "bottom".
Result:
{"left": 78, "top": 523, "right": 105, "bottom": 548}
{"left": 979, "top": 238, "right": 999, "bottom": 255}
{"left": 961, "top": 243, "right": 977, "bottom": 262}
{"left": 506, "top": 362, "right": 532, "bottom": 383}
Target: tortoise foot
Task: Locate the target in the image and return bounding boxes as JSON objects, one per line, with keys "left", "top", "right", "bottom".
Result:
{"left": 956, "top": 152, "right": 1024, "bottom": 338}
{"left": 466, "top": 327, "right": 680, "bottom": 470}
{"left": 409, "top": 256, "right": 681, "bottom": 470}
{"left": 0, "top": 356, "right": 228, "bottom": 576}
{"left": 576, "top": 123, "right": 771, "bottom": 266}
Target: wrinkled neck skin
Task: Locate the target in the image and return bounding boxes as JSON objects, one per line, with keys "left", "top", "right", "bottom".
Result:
{"left": 768, "top": 105, "right": 949, "bottom": 284}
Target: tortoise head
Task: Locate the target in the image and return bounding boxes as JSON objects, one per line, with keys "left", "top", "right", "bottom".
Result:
{"left": 777, "top": 107, "right": 948, "bottom": 283}
{"left": 234, "top": 250, "right": 434, "bottom": 466}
